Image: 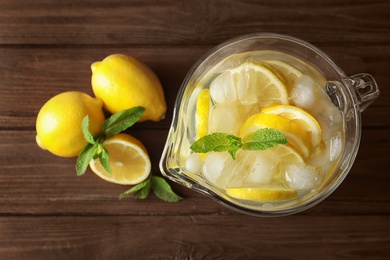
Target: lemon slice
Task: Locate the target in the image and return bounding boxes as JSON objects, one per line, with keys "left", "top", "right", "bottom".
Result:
{"left": 196, "top": 89, "right": 211, "bottom": 139}
{"left": 262, "top": 60, "right": 302, "bottom": 91}
{"left": 262, "top": 105, "right": 322, "bottom": 148}
{"left": 89, "top": 133, "right": 151, "bottom": 185}
{"left": 226, "top": 184, "right": 298, "bottom": 202}
{"left": 210, "top": 62, "right": 288, "bottom": 106}
{"left": 239, "top": 112, "right": 312, "bottom": 158}
{"left": 271, "top": 144, "right": 304, "bottom": 165}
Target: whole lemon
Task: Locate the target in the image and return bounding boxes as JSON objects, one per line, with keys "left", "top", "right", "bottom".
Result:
{"left": 36, "top": 91, "right": 105, "bottom": 157}
{"left": 91, "top": 54, "right": 166, "bottom": 122}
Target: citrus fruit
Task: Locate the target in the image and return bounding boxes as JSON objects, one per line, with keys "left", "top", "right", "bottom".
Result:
{"left": 262, "top": 60, "right": 302, "bottom": 91}
{"left": 36, "top": 91, "right": 105, "bottom": 157}
{"left": 226, "top": 184, "right": 298, "bottom": 202}
{"left": 261, "top": 104, "right": 322, "bottom": 148}
{"left": 89, "top": 133, "right": 151, "bottom": 185}
{"left": 210, "top": 62, "right": 288, "bottom": 106}
{"left": 196, "top": 89, "right": 211, "bottom": 139}
{"left": 239, "top": 112, "right": 312, "bottom": 158}
{"left": 91, "top": 54, "right": 166, "bottom": 122}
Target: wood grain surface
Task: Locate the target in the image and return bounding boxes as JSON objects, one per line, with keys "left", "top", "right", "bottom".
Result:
{"left": 0, "top": 0, "right": 389, "bottom": 259}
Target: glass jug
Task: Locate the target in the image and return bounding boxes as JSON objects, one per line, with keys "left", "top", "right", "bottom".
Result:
{"left": 160, "top": 33, "right": 380, "bottom": 216}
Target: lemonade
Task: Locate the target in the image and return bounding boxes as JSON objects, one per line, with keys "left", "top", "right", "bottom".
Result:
{"left": 183, "top": 50, "right": 344, "bottom": 204}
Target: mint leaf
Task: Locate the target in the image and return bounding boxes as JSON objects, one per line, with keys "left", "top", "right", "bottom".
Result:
{"left": 76, "top": 142, "right": 98, "bottom": 176}
{"left": 242, "top": 128, "right": 288, "bottom": 151}
{"left": 81, "top": 116, "right": 96, "bottom": 144}
{"left": 98, "top": 144, "right": 112, "bottom": 174}
{"left": 119, "top": 176, "right": 182, "bottom": 202}
{"left": 190, "top": 132, "right": 242, "bottom": 159}
{"left": 151, "top": 176, "right": 182, "bottom": 202}
{"left": 119, "top": 178, "right": 151, "bottom": 199}
{"left": 102, "top": 106, "right": 145, "bottom": 138}
{"left": 190, "top": 129, "right": 288, "bottom": 159}
{"left": 135, "top": 180, "right": 152, "bottom": 199}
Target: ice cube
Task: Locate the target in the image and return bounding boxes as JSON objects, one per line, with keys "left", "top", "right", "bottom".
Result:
{"left": 317, "top": 104, "right": 343, "bottom": 141}
{"left": 226, "top": 150, "right": 276, "bottom": 187}
{"left": 210, "top": 71, "right": 237, "bottom": 104}
{"left": 209, "top": 104, "right": 241, "bottom": 135}
{"left": 286, "top": 164, "right": 322, "bottom": 190}
{"left": 202, "top": 152, "right": 234, "bottom": 187}
{"left": 235, "top": 66, "right": 258, "bottom": 104}
{"left": 185, "top": 153, "right": 203, "bottom": 174}
{"left": 329, "top": 132, "right": 342, "bottom": 161}
{"left": 290, "top": 75, "right": 316, "bottom": 109}
{"left": 291, "top": 75, "right": 343, "bottom": 142}
{"left": 247, "top": 152, "right": 276, "bottom": 184}
{"left": 307, "top": 144, "right": 330, "bottom": 168}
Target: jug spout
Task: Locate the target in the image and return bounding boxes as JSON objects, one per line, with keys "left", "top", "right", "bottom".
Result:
{"left": 350, "top": 73, "right": 380, "bottom": 112}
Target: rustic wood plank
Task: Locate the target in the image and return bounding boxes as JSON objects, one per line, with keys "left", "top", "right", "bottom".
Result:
{"left": 0, "top": 0, "right": 389, "bottom": 45}
{"left": 0, "top": 129, "right": 389, "bottom": 216}
{"left": 0, "top": 46, "right": 208, "bottom": 130}
{"left": 0, "top": 45, "right": 388, "bottom": 130}
{"left": 0, "top": 215, "right": 389, "bottom": 259}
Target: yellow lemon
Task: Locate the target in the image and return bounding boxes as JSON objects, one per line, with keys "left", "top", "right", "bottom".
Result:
{"left": 36, "top": 91, "right": 105, "bottom": 157}
{"left": 89, "top": 133, "right": 151, "bottom": 185}
{"left": 239, "top": 112, "right": 312, "bottom": 159}
{"left": 261, "top": 104, "right": 322, "bottom": 148}
{"left": 226, "top": 184, "right": 298, "bottom": 202}
{"left": 91, "top": 54, "right": 166, "bottom": 122}
{"left": 196, "top": 89, "right": 211, "bottom": 139}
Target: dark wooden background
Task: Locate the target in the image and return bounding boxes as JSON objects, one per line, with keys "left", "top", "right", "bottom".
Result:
{"left": 1, "top": 0, "right": 389, "bottom": 259}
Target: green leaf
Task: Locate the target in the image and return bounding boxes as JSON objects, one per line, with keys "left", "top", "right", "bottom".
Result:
{"left": 135, "top": 180, "right": 152, "bottom": 199}
{"left": 151, "top": 176, "right": 182, "bottom": 202}
{"left": 242, "top": 128, "right": 288, "bottom": 151}
{"left": 119, "top": 178, "right": 151, "bottom": 200}
{"left": 101, "top": 107, "right": 145, "bottom": 138}
{"left": 81, "top": 116, "right": 96, "bottom": 144}
{"left": 76, "top": 142, "right": 98, "bottom": 176}
{"left": 190, "top": 132, "right": 242, "bottom": 159}
{"left": 98, "top": 144, "right": 112, "bottom": 174}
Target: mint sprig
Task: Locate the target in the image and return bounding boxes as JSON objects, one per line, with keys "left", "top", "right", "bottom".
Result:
{"left": 76, "top": 106, "right": 145, "bottom": 176}
{"left": 119, "top": 176, "right": 182, "bottom": 202}
{"left": 190, "top": 128, "right": 288, "bottom": 159}
{"left": 75, "top": 106, "right": 182, "bottom": 203}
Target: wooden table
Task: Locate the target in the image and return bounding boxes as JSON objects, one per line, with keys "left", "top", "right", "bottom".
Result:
{"left": 1, "top": 0, "right": 389, "bottom": 259}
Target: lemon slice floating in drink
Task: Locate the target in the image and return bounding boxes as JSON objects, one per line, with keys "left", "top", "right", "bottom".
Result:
{"left": 89, "top": 133, "right": 151, "bottom": 185}
{"left": 239, "top": 112, "right": 312, "bottom": 158}
{"left": 196, "top": 89, "right": 211, "bottom": 139}
{"left": 210, "top": 62, "right": 289, "bottom": 106}
{"left": 262, "top": 60, "right": 303, "bottom": 91}
{"left": 262, "top": 104, "right": 322, "bottom": 148}
{"left": 226, "top": 184, "right": 298, "bottom": 202}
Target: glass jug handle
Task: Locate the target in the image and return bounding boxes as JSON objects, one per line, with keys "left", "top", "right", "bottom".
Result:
{"left": 350, "top": 73, "right": 380, "bottom": 112}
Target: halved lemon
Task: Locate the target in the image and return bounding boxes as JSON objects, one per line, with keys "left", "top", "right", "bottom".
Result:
{"left": 89, "top": 133, "right": 151, "bottom": 185}
{"left": 262, "top": 104, "right": 322, "bottom": 148}
{"left": 226, "top": 184, "right": 298, "bottom": 202}
{"left": 196, "top": 89, "right": 211, "bottom": 139}
{"left": 210, "top": 62, "right": 289, "bottom": 106}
